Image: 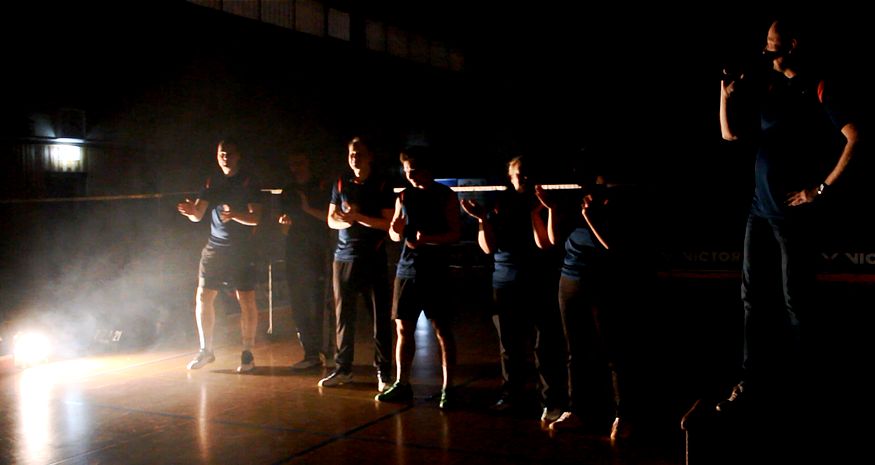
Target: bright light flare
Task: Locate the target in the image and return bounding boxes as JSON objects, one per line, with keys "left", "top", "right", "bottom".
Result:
{"left": 13, "top": 332, "right": 52, "bottom": 368}
{"left": 47, "top": 144, "right": 83, "bottom": 171}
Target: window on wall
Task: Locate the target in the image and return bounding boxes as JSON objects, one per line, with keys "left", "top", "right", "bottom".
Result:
{"left": 185, "top": 0, "right": 464, "bottom": 71}
{"left": 11, "top": 143, "right": 87, "bottom": 198}
{"left": 327, "top": 8, "right": 350, "bottom": 41}
{"left": 295, "top": 0, "right": 325, "bottom": 37}
{"left": 46, "top": 144, "right": 84, "bottom": 173}
{"left": 45, "top": 144, "right": 86, "bottom": 197}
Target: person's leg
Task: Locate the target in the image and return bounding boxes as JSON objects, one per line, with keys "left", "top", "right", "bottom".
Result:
{"left": 374, "top": 319, "right": 415, "bottom": 402}
{"left": 595, "top": 261, "right": 637, "bottom": 441}
{"left": 741, "top": 213, "right": 768, "bottom": 386}
{"left": 195, "top": 245, "right": 222, "bottom": 352}
{"left": 368, "top": 254, "right": 394, "bottom": 379}
{"left": 419, "top": 269, "right": 457, "bottom": 409}
{"left": 376, "top": 278, "right": 417, "bottom": 402}
{"left": 286, "top": 253, "right": 322, "bottom": 362}
{"left": 532, "top": 277, "right": 569, "bottom": 417}
{"left": 230, "top": 246, "right": 260, "bottom": 373}
{"left": 186, "top": 286, "right": 219, "bottom": 369}
{"left": 772, "top": 215, "right": 815, "bottom": 398}
{"left": 720, "top": 214, "right": 773, "bottom": 411}
{"left": 195, "top": 287, "right": 218, "bottom": 350}
{"left": 550, "top": 274, "right": 595, "bottom": 431}
{"left": 395, "top": 319, "right": 416, "bottom": 384}
{"left": 319, "top": 261, "right": 356, "bottom": 386}
{"left": 492, "top": 286, "right": 529, "bottom": 407}
{"left": 189, "top": 246, "right": 221, "bottom": 369}
{"left": 234, "top": 289, "right": 258, "bottom": 373}
{"left": 333, "top": 260, "right": 358, "bottom": 373}
{"left": 236, "top": 290, "right": 258, "bottom": 351}
{"left": 431, "top": 318, "right": 457, "bottom": 391}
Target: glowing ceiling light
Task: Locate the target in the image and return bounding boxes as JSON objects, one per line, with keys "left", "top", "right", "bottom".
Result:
{"left": 47, "top": 144, "right": 83, "bottom": 172}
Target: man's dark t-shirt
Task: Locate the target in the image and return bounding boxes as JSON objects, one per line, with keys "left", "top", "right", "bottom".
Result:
{"left": 198, "top": 170, "right": 262, "bottom": 248}
{"left": 753, "top": 74, "right": 849, "bottom": 218}
{"left": 329, "top": 174, "right": 395, "bottom": 262}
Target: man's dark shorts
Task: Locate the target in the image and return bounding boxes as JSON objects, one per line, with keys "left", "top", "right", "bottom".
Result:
{"left": 198, "top": 244, "right": 256, "bottom": 291}
{"left": 391, "top": 275, "right": 450, "bottom": 322}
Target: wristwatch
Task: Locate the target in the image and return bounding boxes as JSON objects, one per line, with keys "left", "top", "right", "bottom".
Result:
{"left": 816, "top": 182, "right": 829, "bottom": 196}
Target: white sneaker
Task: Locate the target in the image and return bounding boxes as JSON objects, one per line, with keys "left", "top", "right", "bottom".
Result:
{"left": 378, "top": 376, "right": 392, "bottom": 392}
{"left": 291, "top": 357, "right": 321, "bottom": 370}
{"left": 186, "top": 349, "right": 215, "bottom": 370}
{"left": 610, "top": 417, "right": 632, "bottom": 443}
{"left": 541, "top": 407, "right": 563, "bottom": 423}
{"left": 549, "top": 411, "right": 583, "bottom": 431}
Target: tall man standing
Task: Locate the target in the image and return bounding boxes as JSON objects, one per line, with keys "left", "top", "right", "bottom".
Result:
{"left": 177, "top": 138, "right": 263, "bottom": 373}
{"left": 718, "top": 19, "right": 861, "bottom": 411}
{"left": 319, "top": 137, "right": 395, "bottom": 391}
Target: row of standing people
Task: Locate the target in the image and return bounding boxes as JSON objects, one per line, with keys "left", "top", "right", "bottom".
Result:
{"left": 175, "top": 135, "right": 641, "bottom": 441}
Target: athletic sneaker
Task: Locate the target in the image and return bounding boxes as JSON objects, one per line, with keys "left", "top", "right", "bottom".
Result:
{"left": 375, "top": 382, "right": 413, "bottom": 403}
{"left": 291, "top": 357, "right": 321, "bottom": 370}
{"left": 541, "top": 407, "right": 563, "bottom": 423}
{"left": 318, "top": 369, "right": 353, "bottom": 387}
{"left": 548, "top": 411, "right": 584, "bottom": 431}
{"left": 236, "top": 350, "right": 255, "bottom": 373}
{"left": 186, "top": 349, "right": 215, "bottom": 370}
{"left": 377, "top": 369, "right": 392, "bottom": 392}
{"left": 438, "top": 388, "right": 454, "bottom": 410}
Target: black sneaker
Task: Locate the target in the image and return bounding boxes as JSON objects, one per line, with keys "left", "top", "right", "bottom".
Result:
{"left": 375, "top": 382, "right": 413, "bottom": 403}
{"left": 439, "top": 388, "right": 454, "bottom": 410}
{"left": 318, "top": 369, "right": 353, "bottom": 387}
{"left": 290, "top": 357, "right": 321, "bottom": 370}
{"left": 236, "top": 350, "right": 255, "bottom": 373}
{"left": 490, "top": 392, "right": 515, "bottom": 413}
{"left": 186, "top": 349, "right": 215, "bottom": 370}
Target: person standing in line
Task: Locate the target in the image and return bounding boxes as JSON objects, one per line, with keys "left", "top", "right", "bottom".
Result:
{"left": 461, "top": 156, "right": 569, "bottom": 424}
{"left": 278, "top": 151, "right": 333, "bottom": 370}
{"left": 376, "top": 146, "right": 461, "bottom": 409}
{"left": 545, "top": 174, "right": 647, "bottom": 445}
{"left": 177, "top": 138, "right": 263, "bottom": 373}
{"left": 319, "top": 137, "right": 395, "bottom": 391}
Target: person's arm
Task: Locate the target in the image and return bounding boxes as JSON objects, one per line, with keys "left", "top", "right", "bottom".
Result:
{"left": 417, "top": 191, "right": 462, "bottom": 246}
{"left": 220, "top": 203, "right": 262, "bottom": 226}
{"left": 824, "top": 122, "right": 860, "bottom": 187}
{"left": 352, "top": 207, "right": 393, "bottom": 232}
{"left": 533, "top": 185, "right": 558, "bottom": 248}
{"left": 787, "top": 122, "right": 861, "bottom": 206}
{"left": 720, "top": 78, "right": 741, "bottom": 141}
{"left": 581, "top": 194, "right": 610, "bottom": 250}
{"left": 389, "top": 196, "right": 405, "bottom": 242}
{"left": 327, "top": 202, "right": 353, "bottom": 230}
{"left": 331, "top": 203, "right": 392, "bottom": 230}
{"left": 177, "top": 198, "right": 209, "bottom": 222}
{"left": 460, "top": 199, "right": 495, "bottom": 254}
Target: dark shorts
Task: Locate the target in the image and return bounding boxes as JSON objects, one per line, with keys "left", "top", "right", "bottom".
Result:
{"left": 198, "top": 244, "right": 256, "bottom": 291}
{"left": 391, "top": 275, "right": 449, "bottom": 322}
